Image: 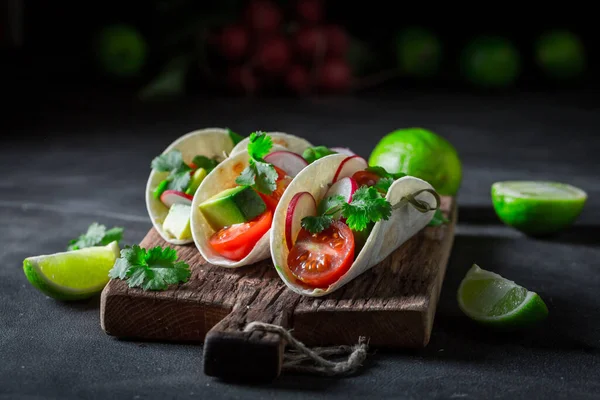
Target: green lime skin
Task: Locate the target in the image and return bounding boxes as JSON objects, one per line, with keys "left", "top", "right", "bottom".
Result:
{"left": 95, "top": 24, "right": 148, "bottom": 77}
{"left": 491, "top": 181, "right": 587, "bottom": 236}
{"left": 395, "top": 27, "right": 442, "bottom": 77}
{"left": 461, "top": 36, "right": 520, "bottom": 88}
{"left": 535, "top": 30, "right": 586, "bottom": 80}
{"left": 368, "top": 127, "right": 462, "bottom": 196}
{"left": 479, "top": 292, "right": 548, "bottom": 331}
{"left": 23, "top": 260, "right": 94, "bottom": 301}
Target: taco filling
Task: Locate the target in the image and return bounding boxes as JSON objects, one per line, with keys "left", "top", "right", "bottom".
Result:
{"left": 197, "top": 131, "right": 309, "bottom": 261}
{"left": 150, "top": 149, "right": 222, "bottom": 241}
{"left": 283, "top": 160, "right": 427, "bottom": 289}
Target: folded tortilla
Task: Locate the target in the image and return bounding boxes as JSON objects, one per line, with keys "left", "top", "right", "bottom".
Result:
{"left": 191, "top": 133, "right": 313, "bottom": 267}
{"left": 145, "top": 128, "right": 236, "bottom": 245}
{"left": 270, "top": 153, "right": 439, "bottom": 297}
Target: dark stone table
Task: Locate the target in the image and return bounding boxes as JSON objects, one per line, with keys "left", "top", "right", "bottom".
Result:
{"left": 2, "top": 93, "right": 599, "bottom": 399}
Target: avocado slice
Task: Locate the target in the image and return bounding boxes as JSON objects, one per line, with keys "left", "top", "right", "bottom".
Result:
{"left": 162, "top": 203, "right": 192, "bottom": 240}
{"left": 198, "top": 186, "right": 266, "bottom": 231}
{"left": 185, "top": 168, "right": 208, "bottom": 196}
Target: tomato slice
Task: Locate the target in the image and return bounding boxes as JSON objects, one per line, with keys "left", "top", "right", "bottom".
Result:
{"left": 208, "top": 209, "right": 273, "bottom": 261}
{"left": 259, "top": 166, "right": 292, "bottom": 211}
{"left": 351, "top": 170, "right": 380, "bottom": 188}
{"left": 287, "top": 220, "right": 355, "bottom": 288}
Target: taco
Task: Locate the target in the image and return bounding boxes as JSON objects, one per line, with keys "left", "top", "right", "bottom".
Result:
{"left": 145, "top": 128, "right": 237, "bottom": 245}
{"left": 270, "top": 153, "right": 441, "bottom": 297}
{"left": 190, "top": 131, "right": 314, "bottom": 267}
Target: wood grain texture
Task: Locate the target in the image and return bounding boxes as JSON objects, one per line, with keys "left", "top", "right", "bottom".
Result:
{"left": 100, "top": 196, "right": 456, "bottom": 348}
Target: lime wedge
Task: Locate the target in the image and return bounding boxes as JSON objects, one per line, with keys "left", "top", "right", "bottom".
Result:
{"left": 458, "top": 264, "right": 548, "bottom": 330}
{"left": 491, "top": 181, "right": 587, "bottom": 236}
{"left": 23, "top": 241, "right": 120, "bottom": 301}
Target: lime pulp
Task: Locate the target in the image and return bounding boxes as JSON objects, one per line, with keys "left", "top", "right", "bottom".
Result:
{"left": 491, "top": 181, "right": 587, "bottom": 236}
{"left": 457, "top": 264, "right": 548, "bottom": 330}
{"left": 23, "top": 241, "right": 120, "bottom": 301}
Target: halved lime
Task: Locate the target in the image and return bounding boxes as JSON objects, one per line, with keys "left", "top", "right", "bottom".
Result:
{"left": 458, "top": 264, "right": 548, "bottom": 330}
{"left": 23, "top": 241, "right": 120, "bottom": 301}
{"left": 491, "top": 181, "right": 587, "bottom": 236}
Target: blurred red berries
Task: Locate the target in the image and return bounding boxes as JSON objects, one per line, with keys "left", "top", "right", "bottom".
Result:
{"left": 210, "top": 0, "right": 353, "bottom": 96}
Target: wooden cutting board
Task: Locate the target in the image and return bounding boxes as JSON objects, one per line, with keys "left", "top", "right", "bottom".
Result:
{"left": 100, "top": 196, "right": 456, "bottom": 381}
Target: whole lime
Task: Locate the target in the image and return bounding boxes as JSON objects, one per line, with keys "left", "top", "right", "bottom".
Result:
{"left": 95, "top": 24, "right": 148, "bottom": 77}
{"left": 461, "top": 36, "right": 520, "bottom": 88}
{"left": 535, "top": 30, "right": 586, "bottom": 80}
{"left": 368, "top": 127, "right": 462, "bottom": 196}
{"left": 395, "top": 27, "right": 442, "bottom": 77}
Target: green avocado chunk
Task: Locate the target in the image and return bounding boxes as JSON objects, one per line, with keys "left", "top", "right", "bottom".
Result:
{"left": 198, "top": 186, "right": 266, "bottom": 231}
{"left": 185, "top": 168, "right": 208, "bottom": 196}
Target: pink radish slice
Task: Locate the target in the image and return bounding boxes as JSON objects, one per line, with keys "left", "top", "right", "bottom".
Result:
{"left": 332, "top": 155, "right": 368, "bottom": 182}
{"left": 264, "top": 150, "right": 309, "bottom": 177}
{"left": 160, "top": 190, "right": 193, "bottom": 208}
{"left": 323, "top": 176, "right": 358, "bottom": 203}
{"left": 285, "top": 191, "right": 317, "bottom": 250}
{"left": 330, "top": 147, "right": 356, "bottom": 156}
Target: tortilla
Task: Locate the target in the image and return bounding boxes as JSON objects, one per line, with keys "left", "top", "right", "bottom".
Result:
{"left": 230, "top": 131, "right": 313, "bottom": 157}
{"left": 191, "top": 132, "right": 313, "bottom": 267}
{"left": 145, "top": 128, "right": 236, "bottom": 245}
{"left": 270, "top": 153, "right": 439, "bottom": 297}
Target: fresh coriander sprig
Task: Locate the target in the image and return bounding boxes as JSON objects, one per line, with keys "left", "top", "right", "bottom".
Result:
{"left": 235, "top": 131, "right": 279, "bottom": 194}
{"left": 428, "top": 209, "right": 449, "bottom": 226}
{"left": 67, "top": 223, "right": 123, "bottom": 251}
{"left": 151, "top": 149, "right": 219, "bottom": 193}
{"left": 108, "top": 245, "right": 191, "bottom": 291}
{"left": 301, "top": 186, "right": 393, "bottom": 234}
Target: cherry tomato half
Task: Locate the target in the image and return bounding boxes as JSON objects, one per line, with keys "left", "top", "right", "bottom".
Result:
{"left": 351, "top": 170, "right": 380, "bottom": 188}
{"left": 259, "top": 166, "right": 292, "bottom": 211}
{"left": 209, "top": 209, "right": 273, "bottom": 261}
{"left": 287, "top": 220, "right": 355, "bottom": 288}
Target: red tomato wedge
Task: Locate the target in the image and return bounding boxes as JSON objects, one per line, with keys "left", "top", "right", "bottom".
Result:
{"left": 351, "top": 170, "right": 380, "bottom": 188}
{"left": 259, "top": 165, "right": 292, "bottom": 211}
{"left": 287, "top": 220, "right": 355, "bottom": 288}
{"left": 209, "top": 209, "right": 273, "bottom": 261}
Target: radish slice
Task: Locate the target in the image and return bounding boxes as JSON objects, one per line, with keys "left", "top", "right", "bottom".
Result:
{"left": 264, "top": 150, "right": 309, "bottom": 177}
{"left": 332, "top": 155, "right": 368, "bottom": 182}
{"left": 331, "top": 147, "right": 356, "bottom": 156}
{"left": 160, "top": 190, "right": 193, "bottom": 208}
{"left": 324, "top": 177, "right": 358, "bottom": 203}
{"left": 285, "top": 191, "right": 317, "bottom": 250}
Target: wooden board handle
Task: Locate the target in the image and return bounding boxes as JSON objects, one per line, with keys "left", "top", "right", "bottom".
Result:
{"left": 203, "top": 283, "right": 299, "bottom": 382}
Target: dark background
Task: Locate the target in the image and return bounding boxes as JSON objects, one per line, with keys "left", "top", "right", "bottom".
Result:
{"left": 2, "top": 2, "right": 599, "bottom": 399}
{"left": 3, "top": 1, "right": 599, "bottom": 108}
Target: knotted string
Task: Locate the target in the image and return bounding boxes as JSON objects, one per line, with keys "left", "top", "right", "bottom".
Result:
{"left": 243, "top": 321, "right": 369, "bottom": 377}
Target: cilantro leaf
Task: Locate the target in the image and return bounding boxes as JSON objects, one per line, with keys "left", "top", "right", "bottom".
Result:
{"left": 302, "top": 146, "right": 336, "bottom": 164}
{"left": 191, "top": 155, "right": 219, "bottom": 171}
{"left": 428, "top": 209, "right": 449, "bottom": 226}
{"left": 168, "top": 170, "right": 191, "bottom": 192}
{"left": 108, "top": 245, "right": 191, "bottom": 291}
{"left": 341, "top": 186, "right": 392, "bottom": 231}
{"left": 228, "top": 128, "right": 244, "bottom": 146}
{"left": 318, "top": 195, "right": 346, "bottom": 215}
{"left": 374, "top": 177, "right": 394, "bottom": 193}
{"left": 151, "top": 150, "right": 184, "bottom": 172}
{"left": 236, "top": 131, "right": 278, "bottom": 194}
{"left": 236, "top": 159, "right": 278, "bottom": 194}
{"left": 247, "top": 131, "right": 273, "bottom": 161}
{"left": 365, "top": 166, "right": 407, "bottom": 180}
{"left": 301, "top": 214, "right": 335, "bottom": 234}
{"left": 67, "top": 223, "right": 124, "bottom": 251}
